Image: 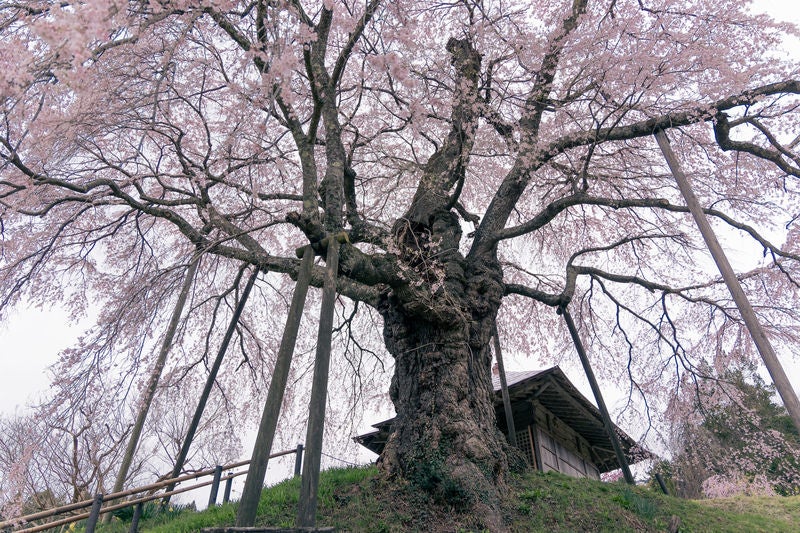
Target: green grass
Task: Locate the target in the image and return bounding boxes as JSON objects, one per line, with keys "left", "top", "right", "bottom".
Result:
{"left": 504, "top": 470, "right": 800, "bottom": 532}
{"left": 84, "top": 466, "right": 800, "bottom": 532}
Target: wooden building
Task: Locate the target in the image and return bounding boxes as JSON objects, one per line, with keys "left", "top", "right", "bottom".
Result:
{"left": 354, "top": 366, "right": 649, "bottom": 479}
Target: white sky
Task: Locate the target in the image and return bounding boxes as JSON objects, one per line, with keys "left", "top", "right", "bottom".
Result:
{"left": 0, "top": 308, "right": 83, "bottom": 414}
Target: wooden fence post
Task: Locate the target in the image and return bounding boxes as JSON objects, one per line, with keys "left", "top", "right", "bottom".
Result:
{"left": 85, "top": 493, "right": 104, "bottom": 533}
{"left": 236, "top": 246, "right": 315, "bottom": 526}
{"left": 223, "top": 474, "right": 233, "bottom": 504}
{"left": 655, "top": 129, "right": 800, "bottom": 434}
{"left": 294, "top": 443, "right": 304, "bottom": 477}
{"left": 207, "top": 466, "right": 222, "bottom": 508}
{"left": 655, "top": 473, "right": 670, "bottom": 495}
{"left": 297, "top": 238, "right": 340, "bottom": 528}
{"left": 560, "top": 306, "right": 635, "bottom": 485}
{"left": 129, "top": 501, "right": 143, "bottom": 533}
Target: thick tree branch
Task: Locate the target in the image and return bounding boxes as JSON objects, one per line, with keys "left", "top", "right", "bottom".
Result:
{"left": 473, "top": 80, "right": 800, "bottom": 256}
{"left": 471, "top": 0, "right": 588, "bottom": 257}
{"left": 714, "top": 113, "right": 800, "bottom": 177}
{"left": 398, "top": 37, "right": 482, "bottom": 229}
{"left": 545, "top": 81, "right": 800, "bottom": 159}
{"left": 498, "top": 194, "right": 670, "bottom": 241}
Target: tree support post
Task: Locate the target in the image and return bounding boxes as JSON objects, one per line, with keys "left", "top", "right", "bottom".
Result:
{"left": 108, "top": 256, "right": 200, "bottom": 522}
{"left": 655, "top": 129, "right": 800, "bottom": 434}
{"left": 129, "top": 501, "right": 143, "bottom": 533}
{"left": 492, "top": 325, "right": 517, "bottom": 447}
{"left": 294, "top": 443, "right": 304, "bottom": 477}
{"left": 297, "top": 238, "right": 340, "bottom": 528}
{"left": 559, "top": 306, "right": 635, "bottom": 485}
{"left": 655, "top": 473, "right": 670, "bottom": 495}
{"left": 163, "top": 267, "right": 259, "bottom": 505}
{"left": 223, "top": 474, "right": 233, "bottom": 504}
{"left": 236, "top": 246, "right": 315, "bottom": 526}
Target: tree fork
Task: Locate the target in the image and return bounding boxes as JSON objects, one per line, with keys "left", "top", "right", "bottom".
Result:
{"left": 236, "top": 245, "right": 315, "bottom": 526}
{"left": 655, "top": 129, "right": 800, "bottom": 434}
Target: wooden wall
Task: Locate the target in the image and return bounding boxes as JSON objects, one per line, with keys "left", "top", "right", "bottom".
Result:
{"left": 501, "top": 399, "right": 601, "bottom": 480}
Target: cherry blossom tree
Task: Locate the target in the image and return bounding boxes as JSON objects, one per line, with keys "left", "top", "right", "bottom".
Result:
{"left": 2, "top": 0, "right": 800, "bottom": 525}
{"left": 0, "top": 387, "right": 129, "bottom": 518}
{"left": 664, "top": 368, "right": 800, "bottom": 498}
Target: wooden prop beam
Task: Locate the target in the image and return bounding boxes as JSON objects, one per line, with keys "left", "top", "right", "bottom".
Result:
{"left": 559, "top": 306, "right": 635, "bottom": 484}
{"left": 236, "top": 246, "right": 315, "bottom": 526}
{"left": 655, "top": 129, "right": 800, "bottom": 433}
{"left": 108, "top": 255, "right": 200, "bottom": 514}
{"left": 164, "top": 267, "right": 259, "bottom": 503}
{"left": 297, "top": 239, "right": 340, "bottom": 528}
{"left": 492, "top": 324, "right": 517, "bottom": 447}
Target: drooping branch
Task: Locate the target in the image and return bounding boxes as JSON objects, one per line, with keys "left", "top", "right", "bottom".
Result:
{"left": 505, "top": 230, "right": 746, "bottom": 313}
{"left": 496, "top": 188, "right": 800, "bottom": 273}
{"left": 473, "top": 80, "right": 800, "bottom": 256}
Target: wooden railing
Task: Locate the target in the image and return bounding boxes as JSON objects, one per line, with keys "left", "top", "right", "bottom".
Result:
{"left": 0, "top": 445, "right": 304, "bottom": 533}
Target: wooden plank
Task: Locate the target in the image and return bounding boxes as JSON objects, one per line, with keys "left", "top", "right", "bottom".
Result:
{"left": 529, "top": 413, "right": 544, "bottom": 472}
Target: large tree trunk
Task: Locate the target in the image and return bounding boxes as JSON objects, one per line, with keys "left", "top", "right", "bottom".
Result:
{"left": 377, "top": 213, "right": 511, "bottom": 526}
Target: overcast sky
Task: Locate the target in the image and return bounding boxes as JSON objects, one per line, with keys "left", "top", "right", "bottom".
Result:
{"left": 1, "top": 0, "right": 799, "bottom": 418}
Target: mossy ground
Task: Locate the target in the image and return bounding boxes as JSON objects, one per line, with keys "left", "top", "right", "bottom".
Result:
{"left": 83, "top": 465, "right": 800, "bottom": 532}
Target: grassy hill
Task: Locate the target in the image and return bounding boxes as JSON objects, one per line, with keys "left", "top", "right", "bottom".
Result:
{"left": 93, "top": 466, "right": 800, "bottom": 532}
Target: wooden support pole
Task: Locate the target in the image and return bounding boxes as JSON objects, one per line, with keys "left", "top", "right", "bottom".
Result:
{"left": 655, "top": 473, "right": 670, "bottom": 495}
{"left": 129, "top": 502, "right": 142, "bottom": 533}
{"left": 294, "top": 443, "right": 304, "bottom": 477}
{"left": 492, "top": 324, "right": 517, "bottom": 447}
{"left": 109, "top": 256, "right": 200, "bottom": 518}
{"left": 559, "top": 306, "right": 635, "bottom": 485}
{"left": 223, "top": 475, "right": 232, "bottom": 504}
{"left": 165, "top": 268, "right": 258, "bottom": 504}
{"left": 236, "top": 246, "right": 315, "bottom": 526}
{"left": 655, "top": 129, "right": 800, "bottom": 434}
{"left": 297, "top": 239, "right": 340, "bottom": 528}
